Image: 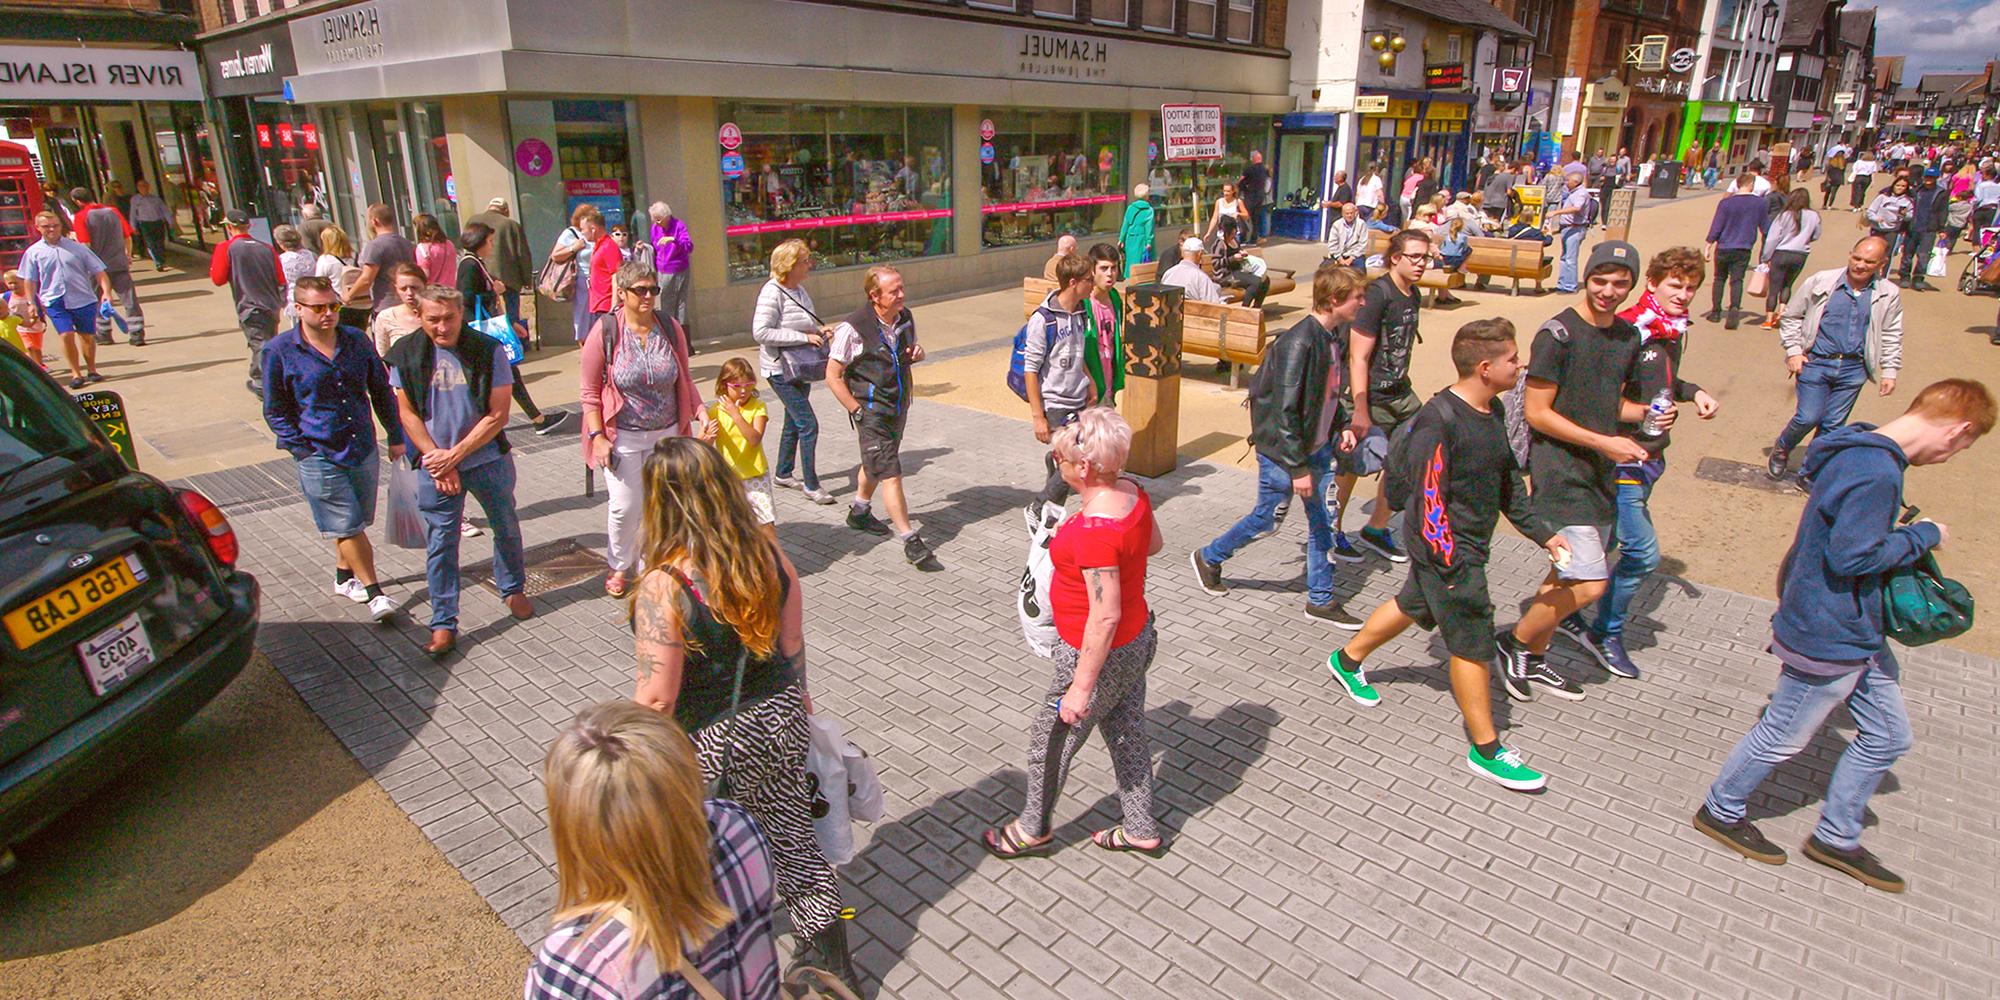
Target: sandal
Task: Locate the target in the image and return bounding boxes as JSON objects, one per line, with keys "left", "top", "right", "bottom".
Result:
{"left": 605, "top": 572, "right": 629, "bottom": 598}
{"left": 979, "top": 822, "right": 1055, "bottom": 861}
{"left": 1090, "top": 827, "right": 1168, "bottom": 858}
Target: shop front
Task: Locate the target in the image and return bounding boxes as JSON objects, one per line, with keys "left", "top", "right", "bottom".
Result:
{"left": 1414, "top": 98, "right": 1473, "bottom": 191}
{"left": 199, "top": 23, "right": 322, "bottom": 239}
{"left": 1675, "top": 100, "right": 1736, "bottom": 161}
{"left": 1142, "top": 113, "right": 1276, "bottom": 233}
{"left": 1578, "top": 77, "right": 1628, "bottom": 159}
{"left": 1269, "top": 112, "right": 1339, "bottom": 241}
{"left": 1354, "top": 97, "right": 1420, "bottom": 209}
{"left": 982, "top": 108, "right": 1126, "bottom": 249}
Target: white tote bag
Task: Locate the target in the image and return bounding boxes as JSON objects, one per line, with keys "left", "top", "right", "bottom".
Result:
{"left": 1016, "top": 503, "right": 1061, "bottom": 658}
{"left": 806, "top": 714, "right": 857, "bottom": 865}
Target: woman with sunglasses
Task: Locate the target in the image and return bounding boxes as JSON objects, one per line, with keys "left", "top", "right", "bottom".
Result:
{"left": 581, "top": 258, "right": 703, "bottom": 597}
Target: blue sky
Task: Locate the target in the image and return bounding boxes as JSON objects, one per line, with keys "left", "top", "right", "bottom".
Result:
{"left": 1868, "top": 0, "right": 2000, "bottom": 79}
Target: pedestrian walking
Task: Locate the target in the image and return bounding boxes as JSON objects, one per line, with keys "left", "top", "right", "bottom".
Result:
{"left": 1848, "top": 153, "right": 1879, "bottom": 208}
{"left": 412, "top": 213, "right": 456, "bottom": 286}
{"left": 1083, "top": 243, "right": 1126, "bottom": 407}
{"left": 1335, "top": 230, "right": 1431, "bottom": 564}
{"left": 312, "top": 224, "right": 369, "bottom": 331}
{"left": 1971, "top": 166, "right": 2000, "bottom": 237}
{"left": 1328, "top": 319, "right": 1567, "bottom": 790}
{"left": 1117, "top": 183, "right": 1155, "bottom": 279}
{"left": 1241, "top": 149, "right": 1272, "bottom": 242}
{"left": 128, "top": 180, "right": 171, "bottom": 271}
{"left": 343, "top": 203, "right": 417, "bottom": 321}
{"left": 1556, "top": 248, "right": 1719, "bottom": 678}
{"left": 1202, "top": 182, "right": 1251, "bottom": 243}
{"left": 1189, "top": 266, "right": 1367, "bottom": 626}
{"left": 628, "top": 438, "right": 858, "bottom": 992}
{"left": 1820, "top": 150, "right": 1847, "bottom": 210}
{"left": 699, "top": 358, "right": 776, "bottom": 539}
{"left": 1696, "top": 379, "right": 1993, "bottom": 893}
{"left": 1548, "top": 169, "right": 1594, "bottom": 293}
{"left": 1898, "top": 170, "right": 1947, "bottom": 289}
{"left": 261, "top": 275, "right": 406, "bottom": 625}
{"left": 1759, "top": 190, "right": 1821, "bottom": 329}
{"left": 753, "top": 239, "right": 836, "bottom": 506}
{"left": 827, "top": 266, "right": 933, "bottom": 565}
{"left": 984, "top": 408, "right": 1166, "bottom": 860}
{"left": 1022, "top": 254, "right": 1100, "bottom": 528}
{"left": 299, "top": 203, "right": 331, "bottom": 265}
{"left": 274, "top": 225, "right": 317, "bottom": 329}
{"left": 581, "top": 258, "right": 703, "bottom": 598}
{"left": 1864, "top": 174, "right": 1913, "bottom": 264}
{"left": 369, "top": 263, "right": 427, "bottom": 357}
{"left": 70, "top": 188, "right": 143, "bottom": 347}
{"left": 1767, "top": 237, "right": 1903, "bottom": 482}
{"left": 1702, "top": 173, "right": 1767, "bottom": 329}
{"left": 526, "top": 701, "right": 780, "bottom": 1000}
{"left": 547, "top": 204, "right": 603, "bottom": 344}
{"left": 1495, "top": 241, "right": 1665, "bottom": 702}
{"left": 583, "top": 208, "right": 623, "bottom": 334}
{"left": 209, "top": 208, "right": 287, "bottom": 397}
{"left": 1356, "top": 163, "right": 1386, "bottom": 218}
{"left": 385, "top": 286, "right": 534, "bottom": 658}
{"left": 457, "top": 222, "right": 567, "bottom": 436}
{"left": 467, "top": 197, "right": 532, "bottom": 336}
{"left": 1041, "top": 235, "right": 1079, "bottom": 281}
{"left": 647, "top": 201, "right": 695, "bottom": 334}
{"left": 16, "top": 210, "right": 114, "bottom": 389}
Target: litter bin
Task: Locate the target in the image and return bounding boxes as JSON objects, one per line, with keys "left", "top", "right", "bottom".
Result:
{"left": 1648, "top": 159, "right": 1682, "bottom": 200}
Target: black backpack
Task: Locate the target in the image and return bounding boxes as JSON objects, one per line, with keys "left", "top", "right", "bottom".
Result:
{"left": 1381, "top": 396, "right": 1458, "bottom": 514}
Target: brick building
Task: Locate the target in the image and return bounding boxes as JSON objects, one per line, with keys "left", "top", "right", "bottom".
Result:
{"left": 1556, "top": 0, "right": 1708, "bottom": 160}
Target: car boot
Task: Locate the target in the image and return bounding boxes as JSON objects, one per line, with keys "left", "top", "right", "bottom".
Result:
{"left": 794, "top": 919, "right": 863, "bottom": 995}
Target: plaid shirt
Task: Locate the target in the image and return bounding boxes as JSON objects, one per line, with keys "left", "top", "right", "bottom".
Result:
{"left": 524, "top": 801, "right": 778, "bottom": 1000}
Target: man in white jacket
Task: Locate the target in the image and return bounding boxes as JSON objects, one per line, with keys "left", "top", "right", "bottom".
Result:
{"left": 1767, "top": 236, "right": 1903, "bottom": 483}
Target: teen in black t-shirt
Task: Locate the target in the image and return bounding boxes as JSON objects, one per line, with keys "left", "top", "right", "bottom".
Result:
{"left": 1337, "top": 230, "right": 1430, "bottom": 564}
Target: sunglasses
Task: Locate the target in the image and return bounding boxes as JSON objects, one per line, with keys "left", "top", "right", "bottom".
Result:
{"left": 298, "top": 301, "right": 340, "bottom": 313}
{"left": 627, "top": 286, "right": 660, "bottom": 296}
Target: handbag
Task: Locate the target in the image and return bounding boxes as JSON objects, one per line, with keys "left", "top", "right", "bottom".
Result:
{"left": 1882, "top": 551, "right": 1974, "bottom": 647}
{"left": 1746, "top": 263, "right": 1770, "bottom": 298}
{"left": 773, "top": 285, "right": 829, "bottom": 383}
{"left": 536, "top": 228, "right": 580, "bottom": 301}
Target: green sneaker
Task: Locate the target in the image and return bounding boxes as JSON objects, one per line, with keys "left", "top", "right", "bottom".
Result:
{"left": 1327, "top": 651, "right": 1381, "bottom": 706}
{"left": 1465, "top": 745, "right": 1547, "bottom": 791}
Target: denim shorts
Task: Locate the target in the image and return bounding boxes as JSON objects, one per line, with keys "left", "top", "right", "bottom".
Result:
{"left": 296, "top": 453, "right": 380, "bottom": 538}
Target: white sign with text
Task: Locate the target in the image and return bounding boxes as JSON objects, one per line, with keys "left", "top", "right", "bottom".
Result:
{"left": 1160, "top": 104, "right": 1223, "bottom": 162}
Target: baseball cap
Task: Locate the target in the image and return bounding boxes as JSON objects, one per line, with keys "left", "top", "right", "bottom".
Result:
{"left": 1181, "top": 237, "right": 1205, "bottom": 253}
{"left": 1584, "top": 240, "right": 1639, "bottom": 280}
{"left": 223, "top": 208, "right": 250, "bottom": 225}
{"left": 487, "top": 196, "right": 509, "bottom": 210}
{"left": 1924, "top": 168, "right": 1941, "bottom": 177}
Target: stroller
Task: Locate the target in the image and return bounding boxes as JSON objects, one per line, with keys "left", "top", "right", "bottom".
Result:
{"left": 1959, "top": 225, "right": 2000, "bottom": 295}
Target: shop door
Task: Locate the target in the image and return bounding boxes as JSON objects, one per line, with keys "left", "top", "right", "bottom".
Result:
{"left": 364, "top": 104, "right": 417, "bottom": 224}
{"left": 1358, "top": 136, "right": 1408, "bottom": 213}
{"left": 1272, "top": 130, "right": 1330, "bottom": 240}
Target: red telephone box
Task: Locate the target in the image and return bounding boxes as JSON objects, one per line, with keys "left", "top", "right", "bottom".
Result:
{"left": 0, "top": 141, "right": 44, "bottom": 271}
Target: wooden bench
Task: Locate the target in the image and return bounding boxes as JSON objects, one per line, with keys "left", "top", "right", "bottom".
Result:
{"left": 1362, "top": 230, "right": 1466, "bottom": 303}
{"left": 1021, "top": 276, "right": 1269, "bottom": 387}
{"left": 1460, "top": 235, "right": 1553, "bottom": 295}
{"left": 1128, "top": 259, "right": 1159, "bottom": 285}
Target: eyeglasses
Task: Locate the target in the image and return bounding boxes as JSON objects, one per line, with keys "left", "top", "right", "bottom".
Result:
{"left": 297, "top": 301, "right": 339, "bottom": 313}
{"left": 1397, "top": 252, "right": 1429, "bottom": 262}
{"left": 627, "top": 286, "right": 660, "bottom": 296}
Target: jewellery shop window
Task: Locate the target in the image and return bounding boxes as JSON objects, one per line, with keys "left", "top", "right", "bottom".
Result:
{"left": 505, "top": 99, "right": 641, "bottom": 268}
{"left": 1143, "top": 114, "right": 1274, "bottom": 229}
{"left": 979, "top": 109, "right": 1126, "bottom": 249}
{"left": 720, "top": 102, "right": 953, "bottom": 283}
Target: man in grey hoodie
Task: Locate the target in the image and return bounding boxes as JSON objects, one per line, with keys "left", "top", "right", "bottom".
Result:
{"left": 1022, "top": 253, "right": 1099, "bottom": 528}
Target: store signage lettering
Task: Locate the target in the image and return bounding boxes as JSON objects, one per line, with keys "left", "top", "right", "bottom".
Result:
{"left": 317, "top": 6, "right": 383, "bottom": 66}
{"left": 257, "top": 124, "right": 272, "bottom": 148}
{"left": 1010, "top": 29, "right": 1110, "bottom": 80}
{"left": 217, "top": 43, "right": 276, "bottom": 80}
{"left": 278, "top": 122, "right": 295, "bottom": 147}
{"left": 1354, "top": 95, "right": 1390, "bottom": 114}
{"left": 1424, "top": 64, "right": 1465, "bottom": 89}
{"left": 0, "top": 45, "right": 203, "bottom": 102}
{"left": 1159, "top": 104, "right": 1223, "bottom": 161}
{"left": 1634, "top": 76, "right": 1688, "bottom": 97}
{"left": 302, "top": 123, "right": 319, "bottom": 148}
{"left": 718, "top": 122, "right": 742, "bottom": 150}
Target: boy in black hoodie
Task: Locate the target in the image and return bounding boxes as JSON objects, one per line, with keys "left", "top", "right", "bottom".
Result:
{"left": 1696, "top": 379, "right": 1992, "bottom": 892}
{"left": 1326, "top": 319, "right": 1568, "bottom": 792}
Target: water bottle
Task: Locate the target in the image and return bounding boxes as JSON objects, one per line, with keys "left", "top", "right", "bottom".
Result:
{"left": 1639, "top": 388, "right": 1673, "bottom": 439}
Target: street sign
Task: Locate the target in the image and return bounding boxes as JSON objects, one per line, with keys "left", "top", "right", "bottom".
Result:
{"left": 74, "top": 390, "right": 136, "bottom": 470}
{"left": 979, "top": 118, "right": 996, "bottom": 141}
{"left": 1159, "top": 103, "right": 1223, "bottom": 161}
{"left": 1668, "top": 47, "right": 1698, "bottom": 74}
{"left": 720, "top": 153, "right": 745, "bottom": 178}
{"left": 1494, "top": 67, "right": 1529, "bottom": 94}
{"left": 718, "top": 122, "right": 742, "bottom": 150}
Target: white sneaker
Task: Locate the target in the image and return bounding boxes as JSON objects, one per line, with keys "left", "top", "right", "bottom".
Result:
{"left": 335, "top": 578, "right": 367, "bottom": 603}
{"left": 367, "top": 593, "right": 398, "bottom": 622}
{"left": 460, "top": 519, "right": 484, "bottom": 537}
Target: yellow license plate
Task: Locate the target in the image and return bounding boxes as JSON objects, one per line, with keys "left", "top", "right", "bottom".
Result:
{"left": 4, "top": 554, "right": 149, "bottom": 650}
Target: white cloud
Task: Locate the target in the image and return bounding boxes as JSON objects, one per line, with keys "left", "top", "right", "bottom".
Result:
{"left": 1869, "top": 0, "right": 2000, "bottom": 77}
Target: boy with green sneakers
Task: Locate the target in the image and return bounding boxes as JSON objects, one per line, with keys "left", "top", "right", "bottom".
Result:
{"left": 1327, "top": 318, "right": 1570, "bottom": 791}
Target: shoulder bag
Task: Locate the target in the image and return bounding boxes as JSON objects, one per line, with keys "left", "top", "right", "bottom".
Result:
{"left": 772, "top": 285, "right": 829, "bottom": 383}
{"left": 536, "top": 227, "right": 581, "bottom": 301}
{"left": 1882, "top": 504, "right": 1973, "bottom": 646}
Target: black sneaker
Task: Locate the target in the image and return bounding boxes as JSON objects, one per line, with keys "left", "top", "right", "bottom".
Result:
{"left": 1766, "top": 444, "right": 1791, "bottom": 480}
{"left": 1189, "top": 550, "right": 1227, "bottom": 595}
{"left": 1521, "top": 655, "right": 1584, "bottom": 700}
{"left": 534, "top": 409, "right": 572, "bottom": 436}
{"left": 845, "top": 507, "right": 892, "bottom": 535}
{"left": 1702, "top": 309, "right": 1724, "bottom": 322}
{"left": 1692, "top": 805, "right": 1787, "bottom": 865}
{"left": 902, "top": 533, "right": 934, "bottom": 565}
{"left": 1254, "top": 500, "right": 1291, "bottom": 540}
{"left": 1553, "top": 613, "right": 1592, "bottom": 649}
{"left": 1724, "top": 314, "right": 1740, "bottom": 330}
{"left": 1305, "top": 602, "right": 1364, "bottom": 630}
{"left": 1493, "top": 630, "right": 1536, "bottom": 702}
{"left": 1803, "top": 836, "right": 1906, "bottom": 892}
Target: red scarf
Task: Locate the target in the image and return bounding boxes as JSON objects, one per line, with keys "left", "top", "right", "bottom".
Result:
{"left": 1617, "top": 289, "right": 1688, "bottom": 345}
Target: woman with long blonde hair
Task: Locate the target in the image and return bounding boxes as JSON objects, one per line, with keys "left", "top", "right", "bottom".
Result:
{"left": 526, "top": 700, "right": 780, "bottom": 999}
{"left": 627, "top": 437, "right": 857, "bottom": 992}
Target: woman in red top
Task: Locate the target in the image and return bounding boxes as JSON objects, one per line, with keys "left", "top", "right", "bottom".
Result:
{"left": 982, "top": 407, "right": 1167, "bottom": 859}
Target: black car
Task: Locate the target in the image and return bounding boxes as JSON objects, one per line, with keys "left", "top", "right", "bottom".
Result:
{"left": 0, "top": 342, "right": 259, "bottom": 871}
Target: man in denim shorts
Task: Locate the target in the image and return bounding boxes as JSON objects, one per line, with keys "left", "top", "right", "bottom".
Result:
{"left": 263, "top": 276, "right": 406, "bottom": 623}
{"left": 15, "top": 211, "right": 113, "bottom": 389}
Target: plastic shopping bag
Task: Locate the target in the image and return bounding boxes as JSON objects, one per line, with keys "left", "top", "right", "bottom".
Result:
{"left": 1926, "top": 244, "right": 1949, "bottom": 278}
{"left": 843, "top": 737, "right": 884, "bottom": 823}
{"left": 806, "top": 715, "right": 856, "bottom": 865}
{"left": 386, "top": 461, "right": 427, "bottom": 549}
{"left": 1016, "top": 503, "right": 1061, "bottom": 658}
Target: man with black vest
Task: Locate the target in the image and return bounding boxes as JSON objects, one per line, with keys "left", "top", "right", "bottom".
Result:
{"left": 386, "top": 285, "right": 533, "bottom": 657}
{"left": 827, "top": 266, "right": 933, "bottom": 566}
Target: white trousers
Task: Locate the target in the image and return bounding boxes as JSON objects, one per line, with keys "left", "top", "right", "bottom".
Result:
{"left": 605, "top": 426, "right": 675, "bottom": 573}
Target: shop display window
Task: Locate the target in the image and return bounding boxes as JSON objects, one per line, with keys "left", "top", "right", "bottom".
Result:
{"left": 405, "top": 101, "right": 458, "bottom": 237}
{"left": 719, "top": 102, "right": 952, "bottom": 283}
{"left": 506, "top": 99, "right": 641, "bottom": 271}
{"left": 1142, "top": 114, "right": 1273, "bottom": 230}
{"left": 246, "top": 98, "right": 330, "bottom": 230}
{"left": 979, "top": 109, "right": 1125, "bottom": 250}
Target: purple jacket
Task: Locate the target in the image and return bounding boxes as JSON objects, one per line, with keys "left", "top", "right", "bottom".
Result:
{"left": 649, "top": 216, "right": 692, "bottom": 274}
{"left": 1705, "top": 193, "right": 1767, "bottom": 252}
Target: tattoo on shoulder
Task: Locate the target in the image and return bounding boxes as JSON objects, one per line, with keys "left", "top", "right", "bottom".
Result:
{"left": 1082, "top": 566, "right": 1117, "bottom": 602}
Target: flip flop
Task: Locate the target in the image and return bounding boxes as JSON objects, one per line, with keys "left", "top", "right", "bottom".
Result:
{"left": 979, "top": 822, "right": 1055, "bottom": 861}
{"left": 1090, "top": 827, "right": 1168, "bottom": 858}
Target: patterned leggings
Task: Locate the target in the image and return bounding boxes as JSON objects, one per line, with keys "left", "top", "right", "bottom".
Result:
{"left": 692, "top": 684, "right": 845, "bottom": 938}
{"left": 1017, "top": 619, "right": 1159, "bottom": 842}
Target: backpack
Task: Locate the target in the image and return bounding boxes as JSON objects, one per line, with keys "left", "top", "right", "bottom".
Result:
{"left": 1006, "top": 304, "right": 1068, "bottom": 402}
{"left": 1381, "top": 397, "right": 1456, "bottom": 514}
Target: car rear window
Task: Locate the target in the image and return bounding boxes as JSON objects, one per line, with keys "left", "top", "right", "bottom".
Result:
{"left": 0, "top": 348, "right": 98, "bottom": 478}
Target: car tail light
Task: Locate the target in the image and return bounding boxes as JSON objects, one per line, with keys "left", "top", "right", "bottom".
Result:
{"left": 176, "top": 489, "right": 239, "bottom": 567}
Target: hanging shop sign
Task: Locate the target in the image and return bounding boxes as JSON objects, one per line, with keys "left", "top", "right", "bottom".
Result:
{"left": 1494, "top": 67, "right": 1529, "bottom": 95}
{"left": 1668, "top": 47, "right": 1699, "bottom": 74}
{"left": 201, "top": 22, "right": 299, "bottom": 99}
{"left": 0, "top": 45, "right": 204, "bottom": 103}
{"left": 302, "top": 123, "right": 320, "bottom": 149}
{"left": 718, "top": 122, "right": 743, "bottom": 150}
{"left": 980, "top": 142, "right": 995, "bottom": 165}
{"left": 1354, "top": 95, "right": 1390, "bottom": 114}
{"left": 980, "top": 118, "right": 996, "bottom": 141}
{"left": 720, "top": 153, "right": 745, "bottom": 179}
{"left": 1424, "top": 63, "right": 1465, "bottom": 89}
{"left": 1159, "top": 103, "right": 1224, "bottom": 161}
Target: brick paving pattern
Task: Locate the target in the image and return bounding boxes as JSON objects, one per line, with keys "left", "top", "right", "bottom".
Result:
{"left": 206, "top": 394, "right": 2000, "bottom": 999}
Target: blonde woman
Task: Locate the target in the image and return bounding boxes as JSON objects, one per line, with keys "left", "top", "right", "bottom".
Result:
{"left": 525, "top": 701, "right": 780, "bottom": 999}
{"left": 314, "top": 225, "right": 368, "bottom": 330}
{"left": 752, "top": 239, "right": 835, "bottom": 505}
{"left": 629, "top": 437, "right": 858, "bottom": 992}
{"left": 1202, "top": 181, "right": 1251, "bottom": 242}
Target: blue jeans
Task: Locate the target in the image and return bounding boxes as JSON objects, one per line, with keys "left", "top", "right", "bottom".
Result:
{"left": 1556, "top": 226, "right": 1586, "bottom": 291}
{"left": 1590, "top": 479, "right": 1657, "bottom": 637}
{"left": 417, "top": 456, "right": 525, "bottom": 631}
{"left": 1200, "top": 443, "right": 1337, "bottom": 606}
{"left": 1777, "top": 358, "right": 1868, "bottom": 453}
{"left": 766, "top": 376, "right": 821, "bottom": 491}
{"left": 1704, "top": 654, "right": 1912, "bottom": 850}
{"left": 503, "top": 289, "right": 522, "bottom": 334}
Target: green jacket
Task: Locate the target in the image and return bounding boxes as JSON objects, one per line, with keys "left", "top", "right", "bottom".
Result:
{"left": 1117, "top": 199, "right": 1156, "bottom": 278}
{"left": 1083, "top": 291, "right": 1125, "bottom": 397}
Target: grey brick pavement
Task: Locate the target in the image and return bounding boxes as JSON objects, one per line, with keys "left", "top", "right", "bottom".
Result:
{"left": 208, "top": 393, "right": 2000, "bottom": 999}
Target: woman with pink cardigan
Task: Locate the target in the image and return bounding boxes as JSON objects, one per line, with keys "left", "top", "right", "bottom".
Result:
{"left": 580, "top": 258, "right": 703, "bottom": 597}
